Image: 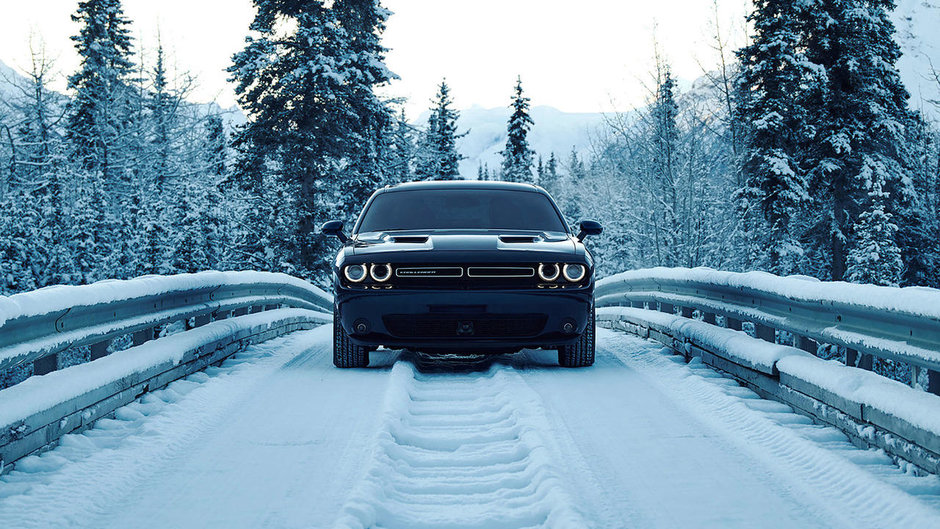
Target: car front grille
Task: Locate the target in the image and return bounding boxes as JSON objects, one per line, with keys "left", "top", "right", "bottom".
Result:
{"left": 466, "top": 266, "right": 535, "bottom": 278}
{"left": 383, "top": 314, "right": 547, "bottom": 338}
{"left": 384, "top": 264, "right": 544, "bottom": 289}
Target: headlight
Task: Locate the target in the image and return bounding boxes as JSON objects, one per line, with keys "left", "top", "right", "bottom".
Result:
{"left": 562, "top": 263, "right": 586, "bottom": 282}
{"left": 370, "top": 263, "right": 392, "bottom": 282}
{"left": 538, "top": 263, "right": 560, "bottom": 281}
{"left": 344, "top": 264, "right": 367, "bottom": 283}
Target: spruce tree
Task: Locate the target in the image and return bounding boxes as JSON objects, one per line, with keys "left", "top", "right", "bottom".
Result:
{"left": 67, "top": 0, "right": 134, "bottom": 179}
{"left": 229, "top": 0, "right": 396, "bottom": 277}
{"left": 648, "top": 66, "right": 682, "bottom": 266}
{"left": 386, "top": 109, "right": 415, "bottom": 183}
{"left": 203, "top": 114, "right": 227, "bottom": 177}
{"left": 500, "top": 76, "right": 535, "bottom": 183}
{"left": 803, "top": 0, "right": 923, "bottom": 282}
{"left": 330, "top": 0, "right": 397, "bottom": 214}
{"left": 735, "top": 0, "right": 814, "bottom": 275}
{"left": 541, "top": 152, "right": 560, "bottom": 196}
{"left": 415, "top": 80, "right": 464, "bottom": 180}
{"left": 149, "top": 42, "right": 174, "bottom": 188}
{"left": 562, "top": 148, "right": 586, "bottom": 222}
{"left": 846, "top": 175, "right": 902, "bottom": 286}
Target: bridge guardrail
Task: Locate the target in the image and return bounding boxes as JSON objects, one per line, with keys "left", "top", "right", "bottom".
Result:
{"left": 596, "top": 267, "right": 940, "bottom": 394}
{"left": 0, "top": 271, "right": 333, "bottom": 376}
{"left": 596, "top": 267, "right": 940, "bottom": 474}
{"left": 0, "top": 271, "right": 333, "bottom": 471}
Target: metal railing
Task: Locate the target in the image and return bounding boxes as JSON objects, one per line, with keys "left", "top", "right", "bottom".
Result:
{"left": 0, "top": 271, "right": 333, "bottom": 377}
{"left": 596, "top": 267, "right": 940, "bottom": 395}
{"left": 0, "top": 271, "right": 334, "bottom": 470}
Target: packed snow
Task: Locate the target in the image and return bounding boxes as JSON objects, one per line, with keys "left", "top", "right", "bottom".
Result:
{"left": 1, "top": 325, "right": 938, "bottom": 528}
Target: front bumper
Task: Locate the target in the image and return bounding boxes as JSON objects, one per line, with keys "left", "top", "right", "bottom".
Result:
{"left": 336, "top": 288, "right": 593, "bottom": 350}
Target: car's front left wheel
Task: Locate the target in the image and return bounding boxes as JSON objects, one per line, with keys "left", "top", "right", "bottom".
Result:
{"left": 333, "top": 311, "right": 369, "bottom": 368}
{"left": 558, "top": 304, "right": 595, "bottom": 368}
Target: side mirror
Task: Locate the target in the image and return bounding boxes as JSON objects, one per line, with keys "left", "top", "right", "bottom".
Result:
{"left": 577, "top": 220, "right": 603, "bottom": 242}
{"left": 320, "top": 220, "right": 349, "bottom": 243}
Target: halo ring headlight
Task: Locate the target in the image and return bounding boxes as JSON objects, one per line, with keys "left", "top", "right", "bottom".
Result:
{"left": 562, "top": 263, "right": 586, "bottom": 282}
{"left": 538, "top": 263, "right": 560, "bottom": 282}
{"left": 370, "top": 263, "right": 392, "bottom": 282}
{"left": 344, "top": 264, "right": 367, "bottom": 283}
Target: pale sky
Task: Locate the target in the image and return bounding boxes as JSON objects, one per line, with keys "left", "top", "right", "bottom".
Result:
{"left": 0, "top": 0, "right": 750, "bottom": 115}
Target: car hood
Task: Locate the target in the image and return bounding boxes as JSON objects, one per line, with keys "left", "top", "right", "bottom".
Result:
{"left": 346, "top": 231, "right": 582, "bottom": 262}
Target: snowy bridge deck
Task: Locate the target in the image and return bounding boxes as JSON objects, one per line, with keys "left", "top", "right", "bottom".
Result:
{"left": 1, "top": 269, "right": 939, "bottom": 528}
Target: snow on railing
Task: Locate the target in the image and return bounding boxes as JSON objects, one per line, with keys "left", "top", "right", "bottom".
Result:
{"left": 0, "top": 271, "right": 333, "bottom": 378}
{"left": 0, "top": 271, "right": 333, "bottom": 471}
{"left": 596, "top": 267, "right": 940, "bottom": 474}
{"left": 596, "top": 267, "right": 940, "bottom": 395}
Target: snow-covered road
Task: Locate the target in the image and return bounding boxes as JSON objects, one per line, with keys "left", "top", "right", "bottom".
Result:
{"left": 1, "top": 325, "right": 939, "bottom": 528}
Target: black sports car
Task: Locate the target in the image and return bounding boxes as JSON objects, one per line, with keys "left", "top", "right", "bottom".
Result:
{"left": 321, "top": 181, "right": 602, "bottom": 368}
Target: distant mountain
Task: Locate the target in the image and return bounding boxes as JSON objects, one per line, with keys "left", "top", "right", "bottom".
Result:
{"left": 893, "top": 0, "right": 940, "bottom": 118}
{"left": 0, "top": 59, "right": 30, "bottom": 100}
{"left": 418, "top": 105, "right": 607, "bottom": 179}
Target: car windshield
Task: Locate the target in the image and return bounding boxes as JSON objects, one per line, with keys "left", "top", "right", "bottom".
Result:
{"left": 356, "top": 189, "right": 568, "bottom": 233}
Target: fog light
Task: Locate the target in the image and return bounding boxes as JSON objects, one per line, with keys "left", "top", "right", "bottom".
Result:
{"left": 562, "top": 320, "right": 576, "bottom": 334}
{"left": 354, "top": 319, "right": 370, "bottom": 334}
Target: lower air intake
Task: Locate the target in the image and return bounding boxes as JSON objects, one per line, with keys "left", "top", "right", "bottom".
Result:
{"left": 383, "top": 314, "right": 547, "bottom": 338}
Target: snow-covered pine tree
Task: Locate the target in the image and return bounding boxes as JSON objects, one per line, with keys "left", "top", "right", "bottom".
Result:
{"left": 802, "top": 0, "right": 924, "bottom": 283}
{"left": 170, "top": 179, "right": 211, "bottom": 274}
{"left": 561, "top": 147, "right": 585, "bottom": 223}
{"left": 414, "top": 80, "right": 464, "bottom": 180}
{"left": 203, "top": 114, "right": 227, "bottom": 177}
{"left": 70, "top": 169, "right": 112, "bottom": 284}
{"left": 67, "top": 0, "right": 135, "bottom": 181}
{"left": 541, "top": 152, "right": 560, "bottom": 196}
{"left": 500, "top": 76, "right": 535, "bottom": 183}
{"left": 647, "top": 66, "right": 682, "bottom": 267}
{"left": 329, "top": 0, "right": 397, "bottom": 217}
{"left": 0, "top": 190, "right": 40, "bottom": 294}
{"left": 846, "top": 175, "right": 902, "bottom": 286}
{"left": 148, "top": 41, "right": 175, "bottom": 189}
{"left": 10, "top": 43, "right": 74, "bottom": 287}
{"left": 734, "top": 0, "right": 814, "bottom": 275}
{"left": 386, "top": 109, "right": 415, "bottom": 184}
{"left": 229, "top": 0, "right": 396, "bottom": 278}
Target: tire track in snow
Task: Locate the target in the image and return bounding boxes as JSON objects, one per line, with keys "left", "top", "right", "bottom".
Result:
{"left": 0, "top": 326, "right": 332, "bottom": 528}
{"left": 601, "top": 329, "right": 940, "bottom": 528}
{"left": 334, "top": 358, "right": 586, "bottom": 529}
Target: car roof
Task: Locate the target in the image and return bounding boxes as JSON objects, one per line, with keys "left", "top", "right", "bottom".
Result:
{"left": 381, "top": 180, "right": 544, "bottom": 194}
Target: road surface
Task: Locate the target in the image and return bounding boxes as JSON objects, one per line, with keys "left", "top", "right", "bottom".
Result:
{"left": 1, "top": 325, "right": 939, "bottom": 528}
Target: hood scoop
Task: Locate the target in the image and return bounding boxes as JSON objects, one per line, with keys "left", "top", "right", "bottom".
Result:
{"left": 388, "top": 235, "right": 430, "bottom": 244}
{"left": 498, "top": 235, "right": 542, "bottom": 244}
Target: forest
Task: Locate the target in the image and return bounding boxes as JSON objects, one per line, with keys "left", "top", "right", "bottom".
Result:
{"left": 1, "top": 0, "right": 938, "bottom": 297}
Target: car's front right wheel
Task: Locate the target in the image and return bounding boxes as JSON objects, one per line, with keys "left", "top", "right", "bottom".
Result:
{"left": 333, "top": 311, "right": 369, "bottom": 368}
{"left": 558, "top": 305, "right": 595, "bottom": 368}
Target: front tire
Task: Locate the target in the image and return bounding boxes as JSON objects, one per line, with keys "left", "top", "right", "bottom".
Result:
{"left": 558, "top": 304, "right": 595, "bottom": 368}
{"left": 333, "top": 312, "right": 369, "bottom": 368}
